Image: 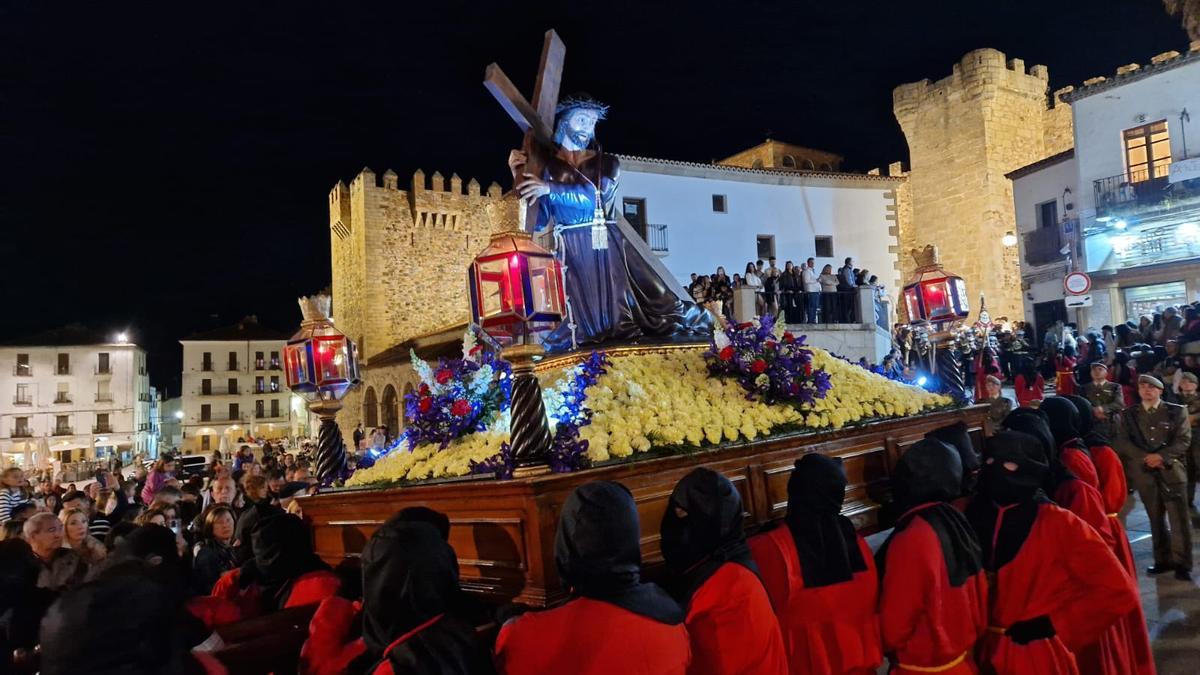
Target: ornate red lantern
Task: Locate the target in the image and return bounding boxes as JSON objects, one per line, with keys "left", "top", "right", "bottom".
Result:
{"left": 467, "top": 230, "right": 565, "bottom": 343}
{"left": 903, "top": 245, "right": 969, "bottom": 325}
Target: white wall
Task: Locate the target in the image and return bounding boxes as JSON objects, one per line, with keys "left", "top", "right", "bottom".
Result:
{"left": 1072, "top": 58, "right": 1200, "bottom": 215}
{"left": 179, "top": 339, "right": 290, "bottom": 453}
{"left": 1011, "top": 156, "right": 1078, "bottom": 322}
{"left": 615, "top": 158, "right": 902, "bottom": 301}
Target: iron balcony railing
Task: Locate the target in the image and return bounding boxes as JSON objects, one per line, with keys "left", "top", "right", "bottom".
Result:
{"left": 54, "top": 394, "right": 71, "bottom": 404}
{"left": 95, "top": 365, "right": 112, "bottom": 375}
{"left": 197, "top": 413, "right": 246, "bottom": 423}
{"left": 12, "top": 396, "right": 32, "bottom": 406}
{"left": 94, "top": 393, "right": 114, "bottom": 402}
{"left": 93, "top": 424, "right": 113, "bottom": 433}
{"left": 1023, "top": 226, "right": 1065, "bottom": 266}
{"left": 55, "top": 366, "right": 71, "bottom": 376}
{"left": 1094, "top": 167, "right": 1171, "bottom": 219}
{"left": 254, "top": 411, "right": 287, "bottom": 420}
{"left": 200, "top": 387, "right": 240, "bottom": 396}
{"left": 13, "top": 365, "right": 32, "bottom": 376}
{"left": 646, "top": 223, "right": 668, "bottom": 252}
{"left": 53, "top": 426, "right": 73, "bottom": 436}
{"left": 11, "top": 428, "right": 33, "bottom": 438}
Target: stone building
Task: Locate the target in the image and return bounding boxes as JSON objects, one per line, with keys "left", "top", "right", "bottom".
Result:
{"left": 892, "top": 48, "right": 1074, "bottom": 322}
{"left": 328, "top": 167, "right": 512, "bottom": 443}
{"left": 717, "top": 139, "right": 844, "bottom": 173}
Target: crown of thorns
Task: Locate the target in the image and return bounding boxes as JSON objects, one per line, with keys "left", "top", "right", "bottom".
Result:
{"left": 555, "top": 94, "right": 609, "bottom": 119}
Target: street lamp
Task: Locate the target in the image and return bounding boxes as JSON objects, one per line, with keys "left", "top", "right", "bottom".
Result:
{"left": 467, "top": 230, "right": 565, "bottom": 476}
{"left": 1001, "top": 231, "right": 1017, "bottom": 247}
{"left": 283, "top": 294, "right": 360, "bottom": 485}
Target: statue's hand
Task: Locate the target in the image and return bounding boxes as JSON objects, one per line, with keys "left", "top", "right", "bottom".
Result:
{"left": 516, "top": 172, "right": 550, "bottom": 201}
{"left": 507, "top": 150, "right": 527, "bottom": 177}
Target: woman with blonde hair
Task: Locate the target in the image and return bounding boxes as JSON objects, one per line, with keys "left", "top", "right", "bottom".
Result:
{"left": 59, "top": 507, "right": 107, "bottom": 565}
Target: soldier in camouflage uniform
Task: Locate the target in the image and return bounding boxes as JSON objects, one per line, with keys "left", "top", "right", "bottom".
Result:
{"left": 1176, "top": 371, "right": 1200, "bottom": 513}
{"left": 1114, "top": 374, "right": 1194, "bottom": 580}
{"left": 978, "top": 375, "right": 1013, "bottom": 431}
{"left": 1081, "top": 362, "right": 1124, "bottom": 440}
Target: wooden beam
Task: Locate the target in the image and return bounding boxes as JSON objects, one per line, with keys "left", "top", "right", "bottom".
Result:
{"left": 483, "top": 63, "right": 553, "bottom": 145}
{"left": 532, "top": 29, "right": 565, "bottom": 129}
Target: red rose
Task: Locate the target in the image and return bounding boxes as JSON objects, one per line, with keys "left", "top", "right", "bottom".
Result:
{"left": 783, "top": 332, "right": 795, "bottom": 344}
{"left": 737, "top": 322, "right": 753, "bottom": 330}
{"left": 765, "top": 340, "right": 777, "bottom": 351}
{"left": 435, "top": 369, "right": 452, "bottom": 385}
{"left": 751, "top": 359, "right": 767, "bottom": 374}
{"left": 718, "top": 346, "right": 734, "bottom": 361}
{"left": 419, "top": 383, "right": 430, "bottom": 395}
{"left": 451, "top": 399, "right": 471, "bottom": 417}
{"left": 804, "top": 363, "right": 813, "bottom": 376}
{"left": 418, "top": 396, "right": 432, "bottom": 413}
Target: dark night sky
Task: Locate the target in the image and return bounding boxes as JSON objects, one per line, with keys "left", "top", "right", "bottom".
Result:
{"left": 0, "top": 1, "right": 1187, "bottom": 393}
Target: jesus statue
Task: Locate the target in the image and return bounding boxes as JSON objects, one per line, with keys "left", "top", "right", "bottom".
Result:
{"left": 507, "top": 94, "right": 712, "bottom": 352}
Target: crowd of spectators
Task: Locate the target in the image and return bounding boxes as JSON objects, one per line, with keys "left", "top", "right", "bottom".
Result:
{"left": 687, "top": 256, "right": 884, "bottom": 324}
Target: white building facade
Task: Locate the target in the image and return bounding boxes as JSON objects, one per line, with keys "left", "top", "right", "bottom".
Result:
{"left": 1010, "top": 47, "right": 1200, "bottom": 337}
{"left": 614, "top": 155, "right": 904, "bottom": 306}
{"left": 0, "top": 328, "right": 152, "bottom": 469}
{"left": 179, "top": 318, "right": 292, "bottom": 454}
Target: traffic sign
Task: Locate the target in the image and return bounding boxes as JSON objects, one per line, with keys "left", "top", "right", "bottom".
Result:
{"left": 1064, "top": 272, "right": 1091, "bottom": 295}
{"left": 1065, "top": 294, "right": 1093, "bottom": 308}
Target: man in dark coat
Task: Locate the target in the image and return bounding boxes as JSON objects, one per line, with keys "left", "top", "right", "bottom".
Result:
{"left": 1114, "top": 374, "right": 1194, "bottom": 580}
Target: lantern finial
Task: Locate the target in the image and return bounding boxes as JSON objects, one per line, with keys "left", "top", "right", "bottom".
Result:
{"left": 910, "top": 244, "right": 940, "bottom": 271}
{"left": 298, "top": 295, "right": 332, "bottom": 323}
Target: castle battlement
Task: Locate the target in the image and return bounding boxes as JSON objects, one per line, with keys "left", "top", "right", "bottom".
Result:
{"left": 894, "top": 48, "right": 1057, "bottom": 117}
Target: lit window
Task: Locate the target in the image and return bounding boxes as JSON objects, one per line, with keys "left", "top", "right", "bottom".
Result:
{"left": 1124, "top": 120, "right": 1171, "bottom": 182}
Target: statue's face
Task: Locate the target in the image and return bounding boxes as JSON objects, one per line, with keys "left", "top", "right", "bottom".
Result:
{"left": 557, "top": 108, "right": 599, "bottom": 150}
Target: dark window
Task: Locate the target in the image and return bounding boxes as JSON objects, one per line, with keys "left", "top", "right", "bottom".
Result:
{"left": 269, "top": 351, "right": 280, "bottom": 368}
{"left": 229, "top": 403, "right": 239, "bottom": 420}
{"left": 15, "top": 354, "right": 30, "bottom": 376}
{"left": 201, "top": 379, "right": 212, "bottom": 395}
{"left": 623, "top": 198, "right": 647, "bottom": 240}
{"left": 97, "top": 353, "right": 110, "bottom": 374}
{"left": 814, "top": 236, "right": 834, "bottom": 258}
{"left": 256, "top": 400, "right": 265, "bottom": 418}
{"left": 200, "top": 404, "right": 211, "bottom": 422}
{"left": 270, "top": 399, "right": 280, "bottom": 418}
{"left": 227, "top": 378, "right": 238, "bottom": 395}
{"left": 56, "top": 353, "right": 69, "bottom": 375}
{"left": 782, "top": 155, "right": 796, "bottom": 169}
{"left": 756, "top": 235, "right": 775, "bottom": 260}
{"left": 751, "top": 160, "right": 764, "bottom": 169}
{"left": 202, "top": 352, "right": 212, "bottom": 371}
{"left": 712, "top": 195, "right": 727, "bottom": 213}
{"left": 1123, "top": 120, "right": 1171, "bottom": 182}
{"left": 255, "top": 376, "right": 265, "bottom": 394}
{"left": 1036, "top": 200, "right": 1058, "bottom": 229}
{"left": 255, "top": 351, "right": 265, "bottom": 369}
{"left": 228, "top": 352, "right": 238, "bottom": 371}
{"left": 14, "top": 417, "right": 29, "bottom": 436}
{"left": 201, "top": 435, "right": 211, "bottom": 451}
{"left": 802, "top": 158, "right": 816, "bottom": 170}
{"left": 270, "top": 376, "right": 280, "bottom": 393}
{"left": 55, "top": 415, "right": 70, "bottom": 434}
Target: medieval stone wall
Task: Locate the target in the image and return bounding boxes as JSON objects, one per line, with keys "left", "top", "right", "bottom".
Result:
{"left": 893, "top": 48, "right": 1074, "bottom": 322}
{"left": 329, "top": 167, "right": 510, "bottom": 439}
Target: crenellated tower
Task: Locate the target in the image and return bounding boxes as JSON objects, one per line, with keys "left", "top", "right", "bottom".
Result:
{"left": 893, "top": 48, "right": 1074, "bottom": 322}
{"left": 328, "top": 167, "right": 510, "bottom": 362}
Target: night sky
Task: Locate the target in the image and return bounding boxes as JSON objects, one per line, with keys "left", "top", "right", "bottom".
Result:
{"left": 0, "top": 1, "right": 1187, "bottom": 393}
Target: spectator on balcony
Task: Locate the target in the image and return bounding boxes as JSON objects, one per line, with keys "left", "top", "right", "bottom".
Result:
{"left": 743, "top": 262, "right": 764, "bottom": 315}
{"left": 711, "top": 267, "right": 733, "bottom": 321}
{"left": 837, "top": 258, "right": 856, "bottom": 322}
{"left": 780, "top": 261, "right": 802, "bottom": 324}
{"left": 819, "top": 264, "right": 839, "bottom": 324}
{"left": 801, "top": 258, "right": 821, "bottom": 324}
{"left": 763, "top": 257, "right": 781, "bottom": 316}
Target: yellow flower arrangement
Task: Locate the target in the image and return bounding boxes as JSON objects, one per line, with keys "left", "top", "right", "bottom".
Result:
{"left": 347, "top": 346, "right": 953, "bottom": 487}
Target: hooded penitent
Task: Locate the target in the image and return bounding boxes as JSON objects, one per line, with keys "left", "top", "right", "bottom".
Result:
{"left": 1040, "top": 397, "right": 1086, "bottom": 452}
{"left": 966, "top": 430, "right": 1050, "bottom": 570}
{"left": 352, "top": 520, "right": 491, "bottom": 675}
{"left": 1065, "top": 394, "right": 1110, "bottom": 448}
{"left": 879, "top": 439, "right": 982, "bottom": 586}
{"left": 248, "top": 514, "right": 330, "bottom": 609}
{"left": 660, "top": 467, "right": 757, "bottom": 603}
{"left": 785, "top": 453, "right": 867, "bottom": 587}
{"left": 555, "top": 481, "right": 684, "bottom": 624}
{"left": 925, "top": 422, "right": 980, "bottom": 495}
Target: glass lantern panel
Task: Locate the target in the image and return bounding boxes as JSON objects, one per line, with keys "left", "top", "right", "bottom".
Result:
{"left": 284, "top": 344, "right": 312, "bottom": 389}
{"left": 951, "top": 278, "right": 970, "bottom": 315}
{"left": 527, "top": 256, "right": 559, "bottom": 314}
{"left": 904, "top": 288, "right": 922, "bottom": 321}
{"left": 923, "top": 281, "right": 951, "bottom": 318}
{"left": 313, "top": 336, "right": 349, "bottom": 383}
{"left": 477, "top": 258, "right": 510, "bottom": 319}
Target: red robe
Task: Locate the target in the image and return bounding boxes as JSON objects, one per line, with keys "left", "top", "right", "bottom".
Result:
{"left": 684, "top": 562, "right": 787, "bottom": 675}
{"left": 299, "top": 596, "right": 367, "bottom": 675}
{"left": 977, "top": 503, "right": 1138, "bottom": 675}
{"left": 748, "top": 527, "right": 882, "bottom": 675}
{"left": 1052, "top": 475, "right": 1115, "bottom": 550}
{"left": 494, "top": 597, "right": 690, "bottom": 675}
{"left": 878, "top": 506, "right": 988, "bottom": 674}
{"left": 209, "top": 568, "right": 342, "bottom": 622}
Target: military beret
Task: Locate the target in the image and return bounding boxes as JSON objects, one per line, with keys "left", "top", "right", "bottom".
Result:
{"left": 1138, "top": 374, "right": 1165, "bottom": 389}
{"left": 1089, "top": 361, "right": 1108, "bottom": 370}
{"left": 1181, "top": 372, "right": 1198, "bottom": 385}
{"left": 985, "top": 375, "right": 1002, "bottom": 387}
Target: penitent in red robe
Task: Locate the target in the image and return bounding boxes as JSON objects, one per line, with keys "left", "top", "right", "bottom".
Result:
{"left": 878, "top": 507, "right": 988, "bottom": 674}
{"left": 494, "top": 597, "right": 690, "bottom": 675}
{"left": 748, "top": 527, "right": 882, "bottom": 675}
{"left": 977, "top": 503, "right": 1138, "bottom": 675}
{"left": 684, "top": 562, "right": 787, "bottom": 675}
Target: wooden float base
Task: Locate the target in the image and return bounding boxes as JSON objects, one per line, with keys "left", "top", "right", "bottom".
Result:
{"left": 301, "top": 404, "right": 990, "bottom": 608}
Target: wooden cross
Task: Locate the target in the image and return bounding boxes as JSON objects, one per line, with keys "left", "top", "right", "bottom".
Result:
{"left": 483, "top": 29, "right": 566, "bottom": 228}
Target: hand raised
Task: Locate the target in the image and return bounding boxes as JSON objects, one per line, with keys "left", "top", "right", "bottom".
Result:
{"left": 516, "top": 173, "right": 550, "bottom": 201}
{"left": 507, "top": 150, "right": 528, "bottom": 174}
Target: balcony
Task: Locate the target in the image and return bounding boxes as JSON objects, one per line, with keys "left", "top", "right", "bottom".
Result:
{"left": 54, "top": 393, "right": 72, "bottom": 404}
{"left": 227, "top": 362, "right": 240, "bottom": 372}
{"left": 1022, "top": 225, "right": 1065, "bottom": 266}
{"left": 11, "top": 428, "right": 33, "bottom": 439}
{"left": 12, "top": 396, "right": 32, "bottom": 406}
{"left": 94, "top": 393, "right": 114, "bottom": 402}
{"left": 197, "top": 413, "right": 245, "bottom": 423}
{"left": 254, "top": 411, "right": 287, "bottom": 420}
{"left": 645, "top": 223, "right": 668, "bottom": 253}
{"left": 201, "top": 363, "right": 214, "bottom": 372}
{"left": 12, "top": 365, "right": 32, "bottom": 377}
{"left": 1093, "top": 167, "right": 1200, "bottom": 220}
{"left": 53, "top": 426, "right": 73, "bottom": 436}
{"left": 93, "top": 424, "right": 113, "bottom": 434}
{"left": 54, "top": 366, "right": 71, "bottom": 376}
{"left": 94, "top": 365, "right": 112, "bottom": 375}
{"left": 199, "top": 387, "right": 240, "bottom": 396}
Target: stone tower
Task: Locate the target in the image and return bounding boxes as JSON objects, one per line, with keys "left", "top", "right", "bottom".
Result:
{"left": 328, "top": 167, "right": 509, "bottom": 362}
{"left": 893, "top": 48, "right": 1073, "bottom": 321}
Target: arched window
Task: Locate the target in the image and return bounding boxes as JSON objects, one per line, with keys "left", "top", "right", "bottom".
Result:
{"left": 751, "top": 159, "right": 764, "bottom": 169}
{"left": 362, "top": 386, "right": 378, "bottom": 428}
{"left": 802, "top": 158, "right": 816, "bottom": 170}
{"left": 782, "top": 155, "right": 796, "bottom": 169}
{"left": 820, "top": 162, "right": 834, "bottom": 171}
{"left": 382, "top": 385, "right": 399, "bottom": 435}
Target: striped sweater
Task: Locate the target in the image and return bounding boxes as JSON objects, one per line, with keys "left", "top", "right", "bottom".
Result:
{"left": 0, "top": 487, "right": 24, "bottom": 523}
